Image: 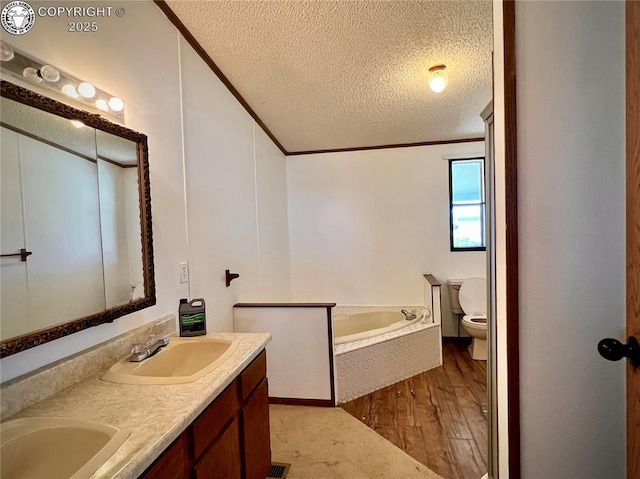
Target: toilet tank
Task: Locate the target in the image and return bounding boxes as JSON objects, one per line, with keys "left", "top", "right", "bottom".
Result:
{"left": 448, "top": 279, "right": 464, "bottom": 314}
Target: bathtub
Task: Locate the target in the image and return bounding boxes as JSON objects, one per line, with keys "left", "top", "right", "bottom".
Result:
{"left": 333, "top": 310, "right": 423, "bottom": 345}
{"left": 333, "top": 306, "right": 442, "bottom": 403}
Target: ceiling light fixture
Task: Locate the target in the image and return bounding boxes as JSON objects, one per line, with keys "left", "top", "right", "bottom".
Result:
{"left": 108, "top": 97, "right": 124, "bottom": 112}
{"left": 77, "top": 82, "right": 96, "bottom": 99}
{"left": 0, "top": 40, "right": 124, "bottom": 121}
{"left": 0, "top": 42, "right": 14, "bottom": 62}
{"left": 39, "top": 65, "right": 60, "bottom": 83}
{"left": 61, "top": 84, "right": 78, "bottom": 98}
{"left": 428, "top": 64, "right": 448, "bottom": 93}
{"left": 95, "top": 99, "right": 109, "bottom": 112}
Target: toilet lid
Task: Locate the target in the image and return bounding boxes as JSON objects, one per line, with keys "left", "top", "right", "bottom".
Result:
{"left": 458, "top": 277, "right": 486, "bottom": 314}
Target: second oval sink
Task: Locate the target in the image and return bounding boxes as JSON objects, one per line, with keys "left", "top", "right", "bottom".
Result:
{"left": 0, "top": 417, "right": 130, "bottom": 479}
{"left": 102, "top": 337, "right": 239, "bottom": 385}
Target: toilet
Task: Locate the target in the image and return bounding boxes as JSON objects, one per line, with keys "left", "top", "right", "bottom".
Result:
{"left": 457, "top": 277, "right": 487, "bottom": 360}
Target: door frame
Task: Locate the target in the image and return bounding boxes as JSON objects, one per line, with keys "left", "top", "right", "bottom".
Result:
{"left": 502, "top": 1, "right": 520, "bottom": 477}
{"left": 501, "top": 2, "right": 640, "bottom": 477}
{"left": 627, "top": 2, "right": 639, "bottom": 477}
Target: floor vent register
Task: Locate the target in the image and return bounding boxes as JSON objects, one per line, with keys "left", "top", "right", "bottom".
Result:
{"left": 266, "top": 462, "right": 291, "bottom": 478}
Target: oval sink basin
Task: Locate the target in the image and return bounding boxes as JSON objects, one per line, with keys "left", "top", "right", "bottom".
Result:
{"left": 0, "top": 417, "right": 130, "bottom": 479}
{"left": 102, "top": 337, "right": 239, "bottom": 385}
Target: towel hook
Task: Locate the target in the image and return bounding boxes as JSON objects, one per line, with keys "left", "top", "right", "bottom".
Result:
{"left": 225, "top": 270, "right": 239, "bottom": 287}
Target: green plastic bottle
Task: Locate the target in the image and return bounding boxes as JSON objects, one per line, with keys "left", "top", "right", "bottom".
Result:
{"left": 179, "top": 298, "right": 206, "bottom": 337}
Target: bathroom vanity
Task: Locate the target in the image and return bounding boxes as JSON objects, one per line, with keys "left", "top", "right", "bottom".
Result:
{"left": 0, "top": 319, "right": 271, "bottom": 479}
{"left": 141, "top": 351, "right": 270, "bottom": 479}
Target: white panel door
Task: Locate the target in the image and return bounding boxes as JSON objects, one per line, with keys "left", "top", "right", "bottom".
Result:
{"left": 19, "top": 135, "right": 106, "bottom": 330}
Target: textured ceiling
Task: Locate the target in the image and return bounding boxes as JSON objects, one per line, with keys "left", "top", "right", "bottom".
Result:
{"left": 164, "top": 0, "right": 493, "bottom": 153}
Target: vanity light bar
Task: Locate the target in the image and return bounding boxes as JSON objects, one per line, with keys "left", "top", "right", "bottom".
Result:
{"left": 0, "top": 41, "right": 124, "bottom": 121}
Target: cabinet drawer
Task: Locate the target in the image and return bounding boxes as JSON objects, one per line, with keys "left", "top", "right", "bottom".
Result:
{"left": 240, "top": 350, "right": 266, "bottom": 403}
{"left": 192, "top": 379, "right": 240, "bottom": 459}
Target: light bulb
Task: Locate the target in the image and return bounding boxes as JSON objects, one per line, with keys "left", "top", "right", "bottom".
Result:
{"left": 95, "top": 99, "right": 109, "bottom": 112}
{"left": 70, "top": 120, "right": 85, "bottom": 129}
{"left": 61, "top": 84, "right": 78, "bottom": 98}
{"left": 23, "top": 67, "right": 42, "bottom": 83}
{"left": 78, "top": 82, "right": 96, "bottom": 99}
{"left": 39, "top": 65, "right": 60, "bottom": 82}
{"left": 428, "top": 65, "right": 448, "bottom": 93}
{"left": 0, "top": 42, "right": 14, "bottom": 62}
{"left": 108, "top": 97, "right": 124, "bottom": 112}
{"left": 429, "top": 76, "right": 447, "bottom": 93}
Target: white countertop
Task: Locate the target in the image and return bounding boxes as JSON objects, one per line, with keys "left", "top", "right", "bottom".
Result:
{"left": 5, "top": 332, "right": 271, "bottom": 479}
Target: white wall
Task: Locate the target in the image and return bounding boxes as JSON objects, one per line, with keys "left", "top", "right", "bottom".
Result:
{"left": 517, "top": 2, "right": 626, "bottom": 477}
{"left": 21, "top": 136, "right": 106, "bottom": 329}
{"left": 124, "top": 168, "right": 144, "bottom": 298}
{"left": 234, "top": 306, "right": 332, "bottom": 401}
{"left": 1, "top": 129, "right": 109, "bottom": 336}
{"left": 180, "top": 37, "right": 290, "bottom": 333}
{"left": 254, "top": 126, "right": 292, "bottom": 300}
{"left": 0, "top": 128, "right": 29, "bottom": 339}
{"left": 0, "top": 2, "right": 188, "bottom": 381}
{"left": 286, "top": 143, "right": 486, "bottom": 335}
{"left": 0, "top": 1, "right": 290, "bottom": 381}
{"left": 98, "top": 159, "right": 132, "bottom": 308}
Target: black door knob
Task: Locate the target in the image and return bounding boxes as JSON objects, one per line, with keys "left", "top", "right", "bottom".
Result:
{"left": 597, "top": 336, "right": 640, "bottom": 367}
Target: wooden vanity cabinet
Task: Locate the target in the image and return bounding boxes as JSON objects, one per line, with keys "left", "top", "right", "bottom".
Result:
{"left": 140, "top": 434, "right": 188, "bottom": 479}
{"left": 140, "top": 350, "right": 270, "bottom": 479}
{"left": 241, "top": 379, "right": 271, "bottom": 479}
{"left": 193, "top": 417, "right": 242, "bottom": 479}
{"left": 239, "top": 351, "right": 270, "bottom": 479}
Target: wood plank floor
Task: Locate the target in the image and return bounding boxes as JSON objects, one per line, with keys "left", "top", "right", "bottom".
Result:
{"left": 340, "top": 338, "right": 488, "bottom": 479}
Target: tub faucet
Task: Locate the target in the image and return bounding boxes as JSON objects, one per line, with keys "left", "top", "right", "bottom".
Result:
{"left": 129, "top": 336, "right": 170, "bottom": 362}
{"left": 401, "top": 309, "right": 417, "bottom": 320}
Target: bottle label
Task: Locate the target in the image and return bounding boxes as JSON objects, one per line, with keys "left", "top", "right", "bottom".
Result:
{"left": 180, "top": 312, "right": 205, "bottom": 334}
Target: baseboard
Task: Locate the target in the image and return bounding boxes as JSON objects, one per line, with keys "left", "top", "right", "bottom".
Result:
{"left": 269, "top": 397, "right": 334, "bottom": 407}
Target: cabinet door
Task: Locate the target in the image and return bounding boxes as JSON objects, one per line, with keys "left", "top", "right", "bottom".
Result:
{"left": 240, "top": 350, "right": 266, "bottom": 402}
{"left": 140, "top": 433, "right": 187, "bottom": 479}
{"left": 241, "top": 379, "right": 271, "bottom": 479}
{"left": 194, "top": 418, "right": 242, "bottom": 479}
{"left": 192, "top": 380, "right": 240, "bottom": 460}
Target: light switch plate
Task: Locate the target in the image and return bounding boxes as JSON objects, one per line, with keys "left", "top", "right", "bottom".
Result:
{"left": 179, "top": 262, "right": 189, "bottom": 284}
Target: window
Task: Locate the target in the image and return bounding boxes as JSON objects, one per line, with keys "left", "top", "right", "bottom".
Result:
{"left": 449, "top": 157, "right": 486, "bottom": 251}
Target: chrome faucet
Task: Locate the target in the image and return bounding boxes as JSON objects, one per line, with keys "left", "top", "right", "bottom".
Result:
{"left": 129, "top": 336, "right": 170, "bottom": 362}
{"left": 401, "top": 309, "right": 417, "bottom": 320}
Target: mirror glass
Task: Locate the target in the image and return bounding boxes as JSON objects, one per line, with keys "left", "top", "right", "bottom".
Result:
{"left": 0, "top": 81, "right": 155, "bottom": 357}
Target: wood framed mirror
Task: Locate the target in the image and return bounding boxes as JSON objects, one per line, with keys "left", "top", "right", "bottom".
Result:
{"left": 0, "top": 80, "right": 155, "bottom": 357}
